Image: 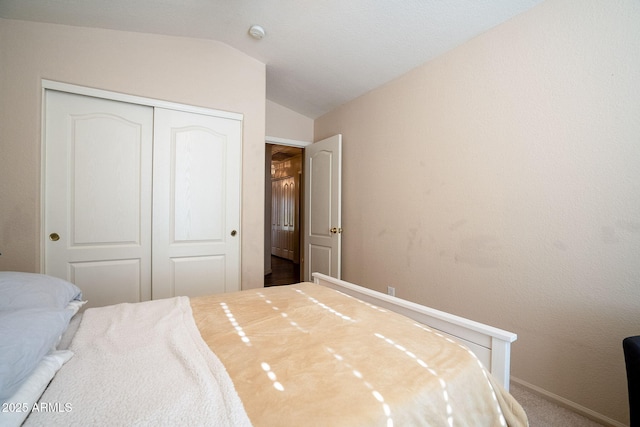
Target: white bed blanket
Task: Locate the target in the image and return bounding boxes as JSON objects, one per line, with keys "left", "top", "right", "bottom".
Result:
{"left": 24, "top": 297, "right": 252, "bottom": 427}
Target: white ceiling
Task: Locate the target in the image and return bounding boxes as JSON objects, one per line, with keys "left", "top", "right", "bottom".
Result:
{"left": 0, "top": 0, "right": 543, "bottom": 119}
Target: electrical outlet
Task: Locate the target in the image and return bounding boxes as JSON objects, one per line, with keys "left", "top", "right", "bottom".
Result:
{"left": 387, "top": 286, "right": 395, "bottom": 297}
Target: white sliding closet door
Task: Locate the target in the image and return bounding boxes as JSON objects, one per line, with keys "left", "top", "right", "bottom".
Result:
{"left": 44, "top": 88, "right": 242, "bottom": 308}
{"left": 44, "top": 91, "right": 154, "bottom": 308}
{"left": 152, "top": 108, "right": 242, "bottom": 299}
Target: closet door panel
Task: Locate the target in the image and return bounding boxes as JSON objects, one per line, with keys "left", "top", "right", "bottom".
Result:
{"left": 172, "top": 256, "right": 226, "bottom": 297}
{"left": 173, "top": 128, "right": 225, "bottom": 241}
{"left": 153, "top": 108, "right": 242, "bottom": 299}
{"left": 70, "top": 260, "right": 142, "bottom": 307}
{"left": 73, "top": 118, "right": 142, "bottom": 244}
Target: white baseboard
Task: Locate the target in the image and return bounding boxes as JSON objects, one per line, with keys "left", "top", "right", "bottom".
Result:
{"left": 510, "top": 377, "right": 626, "bottom": 427}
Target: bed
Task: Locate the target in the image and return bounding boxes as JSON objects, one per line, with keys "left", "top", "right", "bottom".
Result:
{"left": 1, "top": 271, "right": 527, "bottom": 426}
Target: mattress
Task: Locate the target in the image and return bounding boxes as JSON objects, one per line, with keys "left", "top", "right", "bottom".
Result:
{"left": 191, "top": 283, "right": 527, "bottom": 426}
{"left": 21, "top": 282, "right": 527, "bottom": 426}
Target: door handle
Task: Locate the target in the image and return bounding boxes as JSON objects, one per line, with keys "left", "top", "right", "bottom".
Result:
{"left": 49, "top": 233, "right": 60, "bottom": 241}
{"left": 329, "top": 227, "right": 342, "bottom": 234}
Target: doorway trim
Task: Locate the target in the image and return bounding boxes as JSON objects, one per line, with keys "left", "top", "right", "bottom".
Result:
{"left": 266, "top": 136, "right": 312, "bottom": 148}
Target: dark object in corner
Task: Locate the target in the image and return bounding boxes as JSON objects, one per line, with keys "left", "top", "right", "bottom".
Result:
{"left": 623, "top": 336, "right": 640, "bottom": 427}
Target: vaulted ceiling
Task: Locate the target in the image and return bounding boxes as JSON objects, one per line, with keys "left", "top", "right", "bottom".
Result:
{"left": 0, "top": 0, "right": 543, "bottom": 118}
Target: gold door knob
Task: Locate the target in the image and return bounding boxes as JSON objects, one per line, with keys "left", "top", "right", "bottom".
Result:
{"left": 330, "top": 227, "right": 342, "bottom": 234}
{"left": 49, "top": 233, "right": 60, "bottom": 241}
{"left": 230, "top": 230, "right": 237, "bottom": 237}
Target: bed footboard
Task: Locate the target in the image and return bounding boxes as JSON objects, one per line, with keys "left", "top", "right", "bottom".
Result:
{"left": 312, "top": 273, "right": 517, "bottom": 390}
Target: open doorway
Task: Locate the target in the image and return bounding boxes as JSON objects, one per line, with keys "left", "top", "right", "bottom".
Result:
{"left": 265, "top": 143, "right": 303, "bottom": 286}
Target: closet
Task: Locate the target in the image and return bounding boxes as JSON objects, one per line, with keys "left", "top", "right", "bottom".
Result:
{"left": 271, "top": 176, "right": 297, "bottom": 260}
{"left": 43, "top": 87, "right": 242, "bottom": 309}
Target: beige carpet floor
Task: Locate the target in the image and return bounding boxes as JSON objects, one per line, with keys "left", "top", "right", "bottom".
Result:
{"left": 510, "top": 383, "right": 607, "bottom": 426}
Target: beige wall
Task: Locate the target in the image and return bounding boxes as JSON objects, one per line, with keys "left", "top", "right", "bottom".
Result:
{"left": 266, "top": 100, "right": 314, "bottom": 142}
{"left": 315, "top": 0, "right": 640, "bottom": 424}
{"left": 0, "top": 18, "right": 266, "bottom": 289}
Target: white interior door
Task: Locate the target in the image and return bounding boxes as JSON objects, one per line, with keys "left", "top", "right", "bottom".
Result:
{"left": 152, "top": 108, "right": 242, "bottom": 299}
{"left": 44, "top": 91, "right": 153, "bottom": 308}
{"left": 303, "top": 134, "right": 342, "bottom": 281}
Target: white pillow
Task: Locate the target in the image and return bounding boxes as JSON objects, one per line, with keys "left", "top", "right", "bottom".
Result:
{"left": 0, "top": 350, "right": 73, "bottom": 427}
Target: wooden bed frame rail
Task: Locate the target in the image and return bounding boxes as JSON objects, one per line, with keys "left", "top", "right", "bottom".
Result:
{"left": 312, "top": 273, "right": 517, "bottom": 390}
